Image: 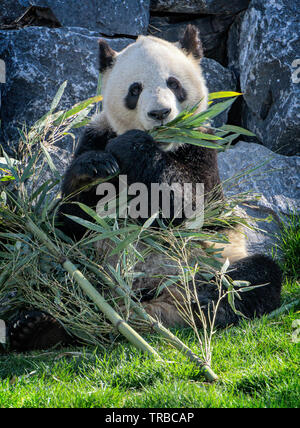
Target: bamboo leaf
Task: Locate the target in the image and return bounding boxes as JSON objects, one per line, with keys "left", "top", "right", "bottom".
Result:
{"left": 64, "top": 214, "right": 109, "bottom": 234}
{"left": 208, "top": 91, "right": 242, "bottom": 100}
{"left": 20, "top": 150, "right": 40, "bottom": 182}
{"left": 71, "top": 118, "right": 91, "bottom": 129}
{"left": 192, "top": 97, "right": 238, "bottom": 122}
{"left": 0, "top": 175, "right": 15, "bottom": 182}
{"left": 155, "top": 136, "right": 223, "bottom": 149}
{"left": 40, "top": 144, "right": 61, "bottom": 180}
{"left": 109, "top": 230, "right": 142, "bottom": 256}
{"left": 50, "top": 80, "right": 68, "bottom": 112}
{"left": 220, "top": 124, "right": 256, "bottom": 137}
{"left": 53, "top": 95, "right": 103, "bottom": 126}
{"left": 76, "top": 202, "right": 112, "bottom": 230}
{"left": 220, "top": 258, "right": 230, "bottom": 275}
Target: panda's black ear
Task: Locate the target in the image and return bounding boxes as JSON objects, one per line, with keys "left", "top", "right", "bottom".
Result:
{"left": 179, "top": 25, "right": 203, "bottom": 61}
{"left": 98, "top": 39, "right": 117, "bottom": 73}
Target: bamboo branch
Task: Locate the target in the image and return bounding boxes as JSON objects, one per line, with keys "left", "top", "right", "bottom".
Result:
{"left": 25, "top": 219, "right": 161, "bottom": 360}
{"left": 25, "top": 218, "right": 217, "bottom": 381}
{"left": 81, "top": 260, "right": 218, "bottom": 382}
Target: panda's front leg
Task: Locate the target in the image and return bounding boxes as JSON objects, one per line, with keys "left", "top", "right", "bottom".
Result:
{"left": 62, "top": 150, "right": 120, "bottom": 197}
{"left": 59, "top": 150, "right": 120, "bottom": 239}
{"left": 105, "top": 130, "right": 163, "bottom": 179}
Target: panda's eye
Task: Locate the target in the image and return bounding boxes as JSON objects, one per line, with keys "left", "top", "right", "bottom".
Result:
{"left": 129, "top": 82, "right": 143, "bottom": 97}
{"left": 167, "top": 77, "right": 187, "bottom": 103}
{"left": 125, "top": 82, "right": 143, "bottom": 110}
{"left": 167, "top": 77, "right": 180, "bottom": 90}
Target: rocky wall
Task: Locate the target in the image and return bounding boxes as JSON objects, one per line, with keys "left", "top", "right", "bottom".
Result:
{"left": 0, "top": 0, "right": 299, "bottom": 255}
{"left": 1, "top": 0, "right": 299, "bottom": 155}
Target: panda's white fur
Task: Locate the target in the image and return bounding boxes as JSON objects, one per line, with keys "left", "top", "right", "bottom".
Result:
{"left": 91, "top": 34, "right": 208, "bottom": 152}
{"left": 8, "top": 26, "right": 282, "bottom": 350}
{"left": 80, "top": 29, "right": 250, "bottom": 327}
{"left": 89, "top": 32, "right": 247, "bottom": 265}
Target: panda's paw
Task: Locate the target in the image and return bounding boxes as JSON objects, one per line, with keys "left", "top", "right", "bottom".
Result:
{"left": 77, "top": 151, "right": 120, "bottom": 180}
{"left": 62, "top": 151, "right": 120, "bottom": 197}
{"left": 9, "top": 311, "right": 72, "bottom": 352}
{"left": 106, "top": 130, "right": 155, "bottom": 157}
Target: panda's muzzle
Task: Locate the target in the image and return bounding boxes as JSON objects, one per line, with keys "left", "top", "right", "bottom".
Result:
{"left": 148, "top": 108, "right": 171, "bottom": 122}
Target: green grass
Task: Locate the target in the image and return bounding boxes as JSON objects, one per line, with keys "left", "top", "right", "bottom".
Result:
{"left": 0, "top": 305, "right": 299, "bottom": 408}
{"left": 0, "top": 215, "right": 299, "bottom": 408}
{"left": 277, "top": 212, "right": 300, "bottom": 279}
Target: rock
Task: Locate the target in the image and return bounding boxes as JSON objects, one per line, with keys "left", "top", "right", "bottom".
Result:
{"left": 0, "top": 27, "right": 132, "bottom": 155}
{"left": 0, "top": 0, "right": 150, "bottom": 36}
{"left": 218, "top": 141, "right": 300, "bottom": 256}
{"left": 0, "top": 28, "right": 236, "bottom": 154}
{"left": 0, "top": 1, "right": 26, "bottom": 25}
{"left": 201, "top": 57, "right": 237, "bottom": 127}
{"left": 228, "top": 0, "right": 300, "bottom": 156}
{"left": 149, "top": 14, "right": 234, "bottom": 64}
{"left": 227, "top": 11, "right": 245, "bottom": 78}
{"left": 150, "top": 0, "right": 250, "bottom": 15}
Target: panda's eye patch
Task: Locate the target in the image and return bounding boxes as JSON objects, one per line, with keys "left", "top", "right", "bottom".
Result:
{"left": 167, "top": 77, "right": 180, "bottom": 90}
{"left": 125, "top": 82, "right": 143, "bottom": 109}
{"left": 129, "top": 82, "right": 142, "bottom": 96}
{"left": 167, "top": 77, "right": 187, "bottom": 103}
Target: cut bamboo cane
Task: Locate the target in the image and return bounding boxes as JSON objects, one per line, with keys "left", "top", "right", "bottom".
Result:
{"left": 25, "top": 219, "right": 161, "bottom": 360}
{"left": 25, "top": 218, "right": 217, "bottom": 381}
{"left": 81, "top": 260, "right": 218, "bottom": 382}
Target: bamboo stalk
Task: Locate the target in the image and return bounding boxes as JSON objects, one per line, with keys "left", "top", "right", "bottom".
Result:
{"left": 0, "top": 270, "right": 11, "bottom": 288}
{"left": 25, "top": 219, "right": 217, "bottom": 381}
{"left": 266, "top": 299, "right": 299, "bottom": 320}
{"left": 81, "top": 260, "right": 218, "bottom": 382}
{"left": 25, "top": 219, "right": 161, "bottom": 360}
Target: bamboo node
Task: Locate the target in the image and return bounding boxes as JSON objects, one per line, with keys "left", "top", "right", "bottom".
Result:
{"left": 150, "top": 320, "right": 159, "bottom": 331}
{"left": 115, "top": 319, "right": 126, "bottom": 330}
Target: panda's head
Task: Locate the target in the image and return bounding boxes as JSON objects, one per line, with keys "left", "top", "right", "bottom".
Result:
{"left": 99, "top": 25, "right": 208, "bottom": 151}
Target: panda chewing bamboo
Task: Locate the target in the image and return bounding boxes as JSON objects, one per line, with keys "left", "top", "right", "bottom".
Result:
{"left": 9, "top": 25, "right": 282, "bottom": 351}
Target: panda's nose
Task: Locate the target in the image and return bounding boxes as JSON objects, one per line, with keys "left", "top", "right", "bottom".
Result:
{"left": 148, "top": 108, "right": 171, "bottom": 121}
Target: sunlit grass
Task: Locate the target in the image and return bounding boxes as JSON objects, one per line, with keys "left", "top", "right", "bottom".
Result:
{"left": 0, "top": 300, "right": 299, "bottom": 408}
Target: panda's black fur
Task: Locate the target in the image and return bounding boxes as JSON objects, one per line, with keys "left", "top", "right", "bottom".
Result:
{"left": 59, "top": 127, "right": 223, "bottom": 240}
{"left": 8, "top": 25, "right": 282, "bottom": 352}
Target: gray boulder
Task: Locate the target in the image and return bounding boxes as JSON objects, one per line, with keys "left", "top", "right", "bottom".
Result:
{"left": 0, "top": 27, "right": 132, "bottom": 155}
{"left": 0, "top": 0, "right": 150, "bottom": 36}
{"left": 202, "top": 57, "right": 237, "bottom": 127}
{"left": 0, "top": 27, "right": 236, "bottom": 154}
{"left": 227, "top": 11, "right": 245, "bottom": 78}
{"left": 150, "top": 0, "right": 250, "bottom": 15}
{"left": 0, "top": 1, "right": 27, "bottom": 25}
{"left": 218, "top": 141, "right": 300, "bottom": 256}
{"left": 228, "top": 0, "right": 300, "bottom": 156}
{"left": 149, "top": 14, "right": 235, "bottom": 64}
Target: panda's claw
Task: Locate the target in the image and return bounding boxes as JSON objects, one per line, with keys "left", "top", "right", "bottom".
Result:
{"left": 87, "top": 153, "right": 120, "bottom": 179}
{"left": 9, "top": 311, "right": 72, "bottom": 352}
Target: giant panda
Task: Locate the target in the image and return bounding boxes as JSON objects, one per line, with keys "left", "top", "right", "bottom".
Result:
{"left": 8, "top": 25, "right": 282, "bottom": 352}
